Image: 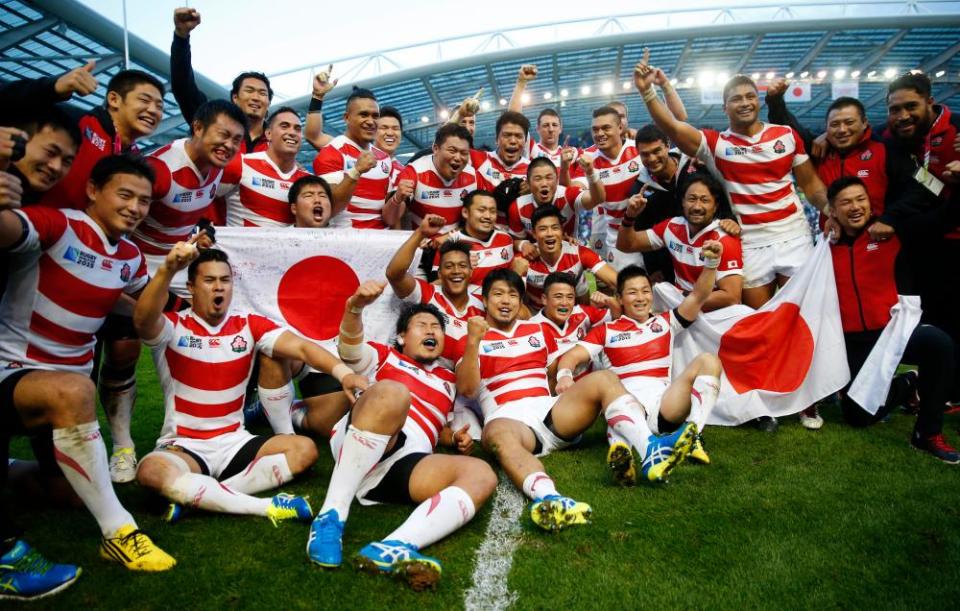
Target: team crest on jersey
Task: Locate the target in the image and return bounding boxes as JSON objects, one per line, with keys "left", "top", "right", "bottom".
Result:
{"left": 85, "top": 127, "right": 107, "bottom": 151}
{"left": 648, "top": 320, "right": 663, "bottom": 333}
{"left": 528, "top": 336, "right": 541, "bottom": 348}
{"left": 857, "top": 169, "right": 870, "bottom": 178}
{"left": 773, "top": 140, "right": 786, "bottom": 154}
{"left": 252, "top": 177, "right": 275, "bottom": 189}
{"left": 231, "top": 336, "right": 248, "bottom": 353}
{"left": 120, "top": 263, "right": 131, "bottom": 282}
{"left": 177, "top": 335, "right": 203, "bottom": 349}
{"left": 380, "top": 161, "right": 390, "bottom": 173}
{"left": 860, "top": 149, "right": 873, "bottom": 161}
{"left": 64, "top": 246, "right": 96, "bottom": 269}
{"left": 500, "top": 248, "right": 510, "bottom": 260}
{"left": 173, "top": 191, "right": 193, "bottom": 203}
{"left": 577, "top": 327, "right": 587, "bottom": 339}
{"left": 628, "top": 161, "right": 639, "bottom": 173}
{"left": 460, "top": 189, "right": 469, "bottom": 200}
{"left": 931, "top": 136, "right": 943, "bottom": 147}
{"left": 208, "top": 338, "right": 221, "bottom": 348}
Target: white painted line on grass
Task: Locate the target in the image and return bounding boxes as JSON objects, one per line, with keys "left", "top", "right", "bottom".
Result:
{"left": 464, "top": 478, "right": 525, "bottom": 611}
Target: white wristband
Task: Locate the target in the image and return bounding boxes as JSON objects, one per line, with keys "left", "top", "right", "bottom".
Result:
{"left": 702, "top": 256, "right": 720, "bottom": 270}
{"left": 331, "top": 363, "right": 353, "bottom": 383}
{"left": 641, "top": 87, "right": 658, "bottom": 103}
{"left": 586, "top": 172, "right": 599, "bottom": 185}
{"left": 347, "top": 167, "right": 361, "bottom": 181}
{"left": 557, "top": 368, "right": 574, "bottom": 380}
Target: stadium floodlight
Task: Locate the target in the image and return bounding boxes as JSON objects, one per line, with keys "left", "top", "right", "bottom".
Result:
{"left": 560, "top": 100, "right": 566, "bottom": 107}
{"left": 481, "top": 100, "right": 491, "bottom": 111}
{"left": 785, "top": 71, "right": 795, "bottom": 79}
{"left": 581, "top": 85, "right": 591, "bottom": 95}
{"left": 420, "top": 116, "right": 429, "bottom": 123}
{"left": 850, "top": 70, "right": 861, "bottom": 79}
{"left": 800, "top": 71, "right": 809, "bottom": 78}
{"left": 816, "top": 70, "right": 827, "bottom": 79}
{"left": 935, "top": 70, "right": 946, "bottom": 78}
{"left": 601, "top": 81, "right": 614, "bottom": 94}
{"left": 698, "top": 71, "right": 714, "bottom": 87}
{"left": 560, "top": 88, "right": 569, "bottom": 97}
{"left": 544, "top": 91, "right": 553, "bottom": 100}
{"left": 622, "top": 81, "right": 631, "bottom": 90}
{"left": 685, "top": 76, "right": 694, "bottom": 85}
{"left": 867, "top": 70, "right": 877, "bottom": 78}
{"left": 751, "top": 72, "right": 761, "bottom": 80}
{"left": 765, "top": 71, "right": 775, "bottom": 79}
{"left": 716, "top": 71, "right": 729, "bottom": 85}
{"left": 521, "top": 93, "right": 531, "bottom": 104}
{"left": 909, "top": 69, "right": 923, "bottom": 75}
{"left": 834, "top": 69, "right": 846, "bottom": 79}
{"left": 884, "top": 68, "right": 897, "bottom": 78}
{"left": 499, "top": 98, "right": 507, "bottom": 105}
{"left": 439, "top": 109, "right": 449, "bottom": 120}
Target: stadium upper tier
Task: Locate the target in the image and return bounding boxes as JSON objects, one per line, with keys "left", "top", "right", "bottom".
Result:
{"left": 2, "top": 0, "right": 959, "bottom": 164}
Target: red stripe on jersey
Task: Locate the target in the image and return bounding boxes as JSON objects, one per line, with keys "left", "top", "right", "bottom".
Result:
{"left": 739, "top": 203, "right": 798, "bottom": 225}
{"left": 237, "top": 186, "right": 295, "bottom": 224}
{"left": 37, "top": 254, "right": 121, "bottom": 318}
{"left": 498, "top": 387, "right": 551, "bottom": 404}
{"left": 727, "top": 181, "right": 795, "bottom": 205}
{"left": 29, "top": 312, "right": 90, "bottom": 346}
{"left": 176, "top": 422, "right": 242, "bottom": 440}
{"left": 174, "top": 395, "right": 244, "bottom": 419}
{"left": 146, "top": 200, "right": 211, "bottom": 229}
{"left": 621, "top": 367, "right": 671, "bottom": 379}
{"left": 162, "top": 348, "right": 253, "bottom": 391}
{"left": 25, "top": 343, "right": 93, "bottom": 366}
{"left": 604, "top": 332, "right": 672, "bottom": 366}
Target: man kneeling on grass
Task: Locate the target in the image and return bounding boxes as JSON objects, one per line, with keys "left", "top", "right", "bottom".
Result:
{"left": 134, "top": 246, "right": 366, "bottom": 525}
{"left": 307, "top": 282, "right": 496, "bottom": 591}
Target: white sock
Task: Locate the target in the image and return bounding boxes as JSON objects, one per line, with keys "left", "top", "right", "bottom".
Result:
{"left": 52, "top": 422, "right": 135, "bottom": 536}
{"left": 385, "top": 486, "right": 476, "bottom": 549}
{"left": 319, "top": 425, "right": 391, "bottom": 521}
{"left": 521, "top": 471, "right": 558, "bottom": 501}
{"left": 606, "top": 427, "right": 628, "bottom": 447}
{"left": 220, "top": 452, "right": 293, "bottom": 495}
{"left": 604, "top": 393, "right": 653, "bottom": 456}
{"left": 689, "top": 375, "right": 721, "bottom": 430}
{"left": 290, "top": 400, "right": 307, "bottom": 432}
{"left": 258, "top": 383, "right": 295, "bottom": 435}
{"left": 100, "top": 377, "right": 136, "bottom": 451}
{"left": 167, "top": 473, "right": 270, "bottom": 516}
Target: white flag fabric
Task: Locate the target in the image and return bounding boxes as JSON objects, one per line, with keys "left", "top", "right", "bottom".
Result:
{"left": 215, "top": 227, "right": 421, "bottom": 348}
{"left": 847, "top": 295, "right": 922, "bottom": 415}
{"left": 784, "top": 81, "right": 812, "bottom": 102}
{"left": 653, "top": 238, "right": 850, "bottom": 425}
{"left": 700, "top": 87, "right": 724, "bottom": 105}
{"left": 831, "top": 81, "right": 860, "bottom": 100}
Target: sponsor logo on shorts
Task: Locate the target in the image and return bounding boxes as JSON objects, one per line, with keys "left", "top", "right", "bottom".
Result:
{"left": 231, "top": 335, "right": 248, "bottom": 353}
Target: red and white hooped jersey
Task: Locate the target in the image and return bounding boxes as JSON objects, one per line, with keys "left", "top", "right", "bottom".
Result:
{"left": 507, "top": 186, "right": 582, "bottom": 239}
{"left": 134, "top": 138, "right": 222, "bottom": 257}
{"left": 0, "top": 207, "right": 148, "bottom": 382}
{"left": 146, "top": 310, "right": 286, "bottom": 441}
{"left": 402, "top": 279, "right": 485, "bottom": 367}
{"left": 531, "top": 305, "right": 609, "bottom": 367}
{"left": 645, "top": 217, "right": 744, "bottom": 292}
{"left": 314, "top": 135, "right": 392, "bottom": 229}
{"left": 218, "top": 151, "right": 310, "bottom": 227}
{"left": 524, "top": 241, "right": 606, "bottom": 308}
{"left": 527, "top": 140, "right": 574, "bottom": 168}
{"left": 581, "top": 312, "right": 683, "bottom": 385}
{"left": 354, "top": 342, "right": 456, "bottom": 447}
{"left": 399, "top": 155, "right": 486, "bottom": 233}
{"left": 471, "top": 150, "right": 529, "bottom": 187}
{"left": 571, "top": 143, "right": 643, "bottom": 250}
{"left": 371, "top": 147, "right": 404, "bottom": 190}
{"left": 432, "top": 229, "right": 515, "bottom": 288}
{"left": 696, "top": 123, "right": 810, "bottom": 247}
{"left": 470, "top": 320, "right": 557, "bottom": 418}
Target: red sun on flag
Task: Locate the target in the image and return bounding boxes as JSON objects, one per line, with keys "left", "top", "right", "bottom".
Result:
{"left": 718, "top": 303, "right": 815, "bottom": 394}
{"left": 277, "top": 255, "right": 360, "bottom": 340}
{"left": 792, "top": 86, "right": 804, "bottom": 97}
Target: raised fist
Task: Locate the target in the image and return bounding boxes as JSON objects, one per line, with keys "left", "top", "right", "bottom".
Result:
{"left": 173, "top": 7, "right": 201, "bottom": 38}
{"left": 518, "top": 64, "right": 538, "bottom": 83}
{"left": 0, "top": 171, "right": 23, "bottom": 210}
{"left": 348, "top": 280, "right": 386, "bottom": 309}
{"left": 355, "top": 151, "right": 377, "bottom": 174}
{"left": 701, "top": 239, "right": 723, "bottom": 262}
{"left": 766, "top": 77, "right": 788, "bottom": 98}
{"left": 467, "top": 316, "right": 489, "bottom": 339}
{"left": 626, "top": 191, "right": 647, "bottom": 217}
{"left": 461, "top": 88, "right": 484, "bottom": 115}
{"left": 312, "top": 65, "right": 338, "bottom": 99}
{"left": 55, "top": 61, "right": 98, "bottom": 97}
{"left": 577, "top": 154, "right": 595, "bottom": 175}
{"left": 164, "top": 240, "right": 200, "bottom": 273}
{"left": 0, "top": 127, "right": 28, "bottom": 166}
{"left": 418, "top": 213, "right": 446, "bottom": 237}
{"left": 717, "top": 218, "right": 741, "bottom": 237}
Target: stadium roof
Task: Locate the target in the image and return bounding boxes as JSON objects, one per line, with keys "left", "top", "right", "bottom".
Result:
{"left": 2, "top": 1, "right": 960, "bottom": 163}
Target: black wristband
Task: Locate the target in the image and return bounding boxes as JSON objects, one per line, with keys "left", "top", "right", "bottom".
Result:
{"left": 620, "top": 216, "right": 636, "bottom": 229}
{"left": 308, "top": 97, "right": 324, "bottom": 113}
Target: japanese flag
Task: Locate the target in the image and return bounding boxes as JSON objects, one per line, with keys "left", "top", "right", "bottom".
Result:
{"left": 784, "top": 81, "right": 812, "bottom": 102}
{"left": 216, "top": 227, "right": 421, "bottom": 348}
{"left": 654, "top": 238, "right": 849, "bottom": 425}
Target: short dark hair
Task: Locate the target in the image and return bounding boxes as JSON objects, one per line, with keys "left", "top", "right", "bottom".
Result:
{"left": 188, "top": 248, "right": 231, "bottom": 282}
{"left": 827, "top": 176, "right": 868, "bottom": 203}
{"left": 463, "top": 189, "right": 497, "bottom": 210}
{"left": 592, "top": 105, "right": 620, "bottom": 120}
{"left": 107, "top": 69, "right": 165, "bottom": 99}
{"left": 379, "top": 106, "right": 403, "bottom": 129}
{"left": 683, "top": 173, "right": 727, "bottom": 207}
{"left": 826, "top": 97, "right": 866, "bottom": 122}
{"left": 722, "top": 75, "right": 758, "bottom": 104}
{"left": 438, "top": 239, "right": 473, "bottom": 266}
{"left": 530, "top": 204, "right": 563, "bottom": 230}
{"left": 346, "top": 87, "right": 378, "bottom": 110}
{"left": 267, "top": 106, "right": 301, "bottom": 127}
{"left": 481, "top": 268, "right": 524, "bottom": 299}
{"left": 193, "top": 99, "right": 247, "bottom": 132}
{"left": 537, "top": 108, "right": 561, "bottom": 125}
{"left": 616, "top": 264, "right": 650, "bottom": 295}
{"left": 888, "top": 72, "right": 932, "bottom": 100}
{"left": 15, "top": 106, "right": 81, "bottom": 149}
{"left": 434, "top": 123, "right": 473, "bottom": 148}
{"left": 288, "top": 175, "right": 332, "bottom": 205}
{"left": 89, "top": 153, "right": 155, "bottom": 189}
{"left": 496, "top": 111, "right": 530, "bottom": 138}
{"left": 526, "top": 157, "right": 557, "bottom": 179}
{"left": 231, "top": 72, "right": 273, "bottom": 101}
{"left": 635, "top": 123, "right": 669, "bottom": 146}
{"left": 395, "top": 302, "right": 446, "bottom": 350}
{"left": 543, "top": 271, "right": 577, "bottom": 295}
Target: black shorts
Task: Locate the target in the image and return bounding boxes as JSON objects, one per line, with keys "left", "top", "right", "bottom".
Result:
{"left": 0, "top": 368, "right": 35, "bottom": 437}
{"left": 365, "top": 444, "right": 429, "bottom": 506}
{"left": 298, "top": 371, "right": 343, "bottom": 398}
{"left": 176, "top": 435, "right": 271, "bottom": 480}
{"left": 95, "top": 313, "right": 138, "bottom": 341}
